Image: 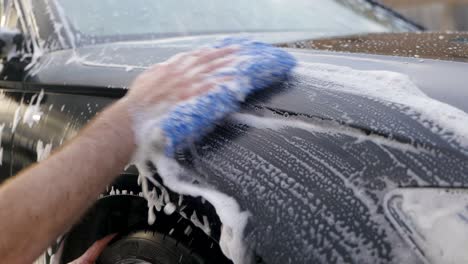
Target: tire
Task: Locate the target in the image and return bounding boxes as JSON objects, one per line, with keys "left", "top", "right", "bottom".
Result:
{"left": 59, "top": 194, "right": 231, "bottom": 263}
{"left": 97, "top": 230, "right": 220, "bottom": 264}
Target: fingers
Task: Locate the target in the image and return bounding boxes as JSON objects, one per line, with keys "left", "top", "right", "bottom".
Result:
{"left": 178, "top": 76, "right": 234, "bottom": 101}
{"left": 126, "top": 46, "right": 239, "bottom": 108}
{"left": 196, "top": 55, "right": 236, "bottom": 75}
{"left": 184, "top": 47, "right": 238, "bottom": 69}
{"left": 164, "top": 48, "right": 209, "bottom": 66}
{"left": 178, "top": 82, "right": 216, "bottom": 101}
{"left": 155, "top": 49, "right": 237, "bottom": 99}
{"left": 68, "top": 234, "right": 116, "bottom": 264}
{"left": 145, "top": 48, "right": 206, "bottom": 73}
{"left": 146, "top": 46, "right": 237, "bottom": 78}
{"left": 175, "top": 56, "right": 235, "bottom": 87}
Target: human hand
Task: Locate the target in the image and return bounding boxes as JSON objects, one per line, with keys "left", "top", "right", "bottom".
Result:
{"left": 67, "top": 234, "right": 116, "bottom": 264}
{"left": 123, "top": 47, "right": 237, "bottom": 110}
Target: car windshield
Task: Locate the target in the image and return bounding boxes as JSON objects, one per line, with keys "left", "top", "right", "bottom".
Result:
{"left": 56, "top": 0, "right": 416, "bottom": 45}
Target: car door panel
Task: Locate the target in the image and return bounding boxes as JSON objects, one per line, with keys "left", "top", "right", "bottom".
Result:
{"left": 0, "top": 84, "right": 23, "bottom": 182}
{"left": 11, "top": 87, "right": 116, "bottom": 175}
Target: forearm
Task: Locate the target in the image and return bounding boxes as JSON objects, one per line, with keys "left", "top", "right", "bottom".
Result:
{"left": 0, "top": 101, "right": 135, "bottom": 263}
{"left": 0, "top": 47, "right": 236, "bottom": 263}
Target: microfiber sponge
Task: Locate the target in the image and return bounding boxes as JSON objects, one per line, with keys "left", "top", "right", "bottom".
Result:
{"left": 161, "top": 38, "right": 297, "bottom": 156}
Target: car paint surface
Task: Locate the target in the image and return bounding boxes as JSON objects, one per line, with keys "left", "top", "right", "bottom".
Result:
{"left": 0, "top": 42, "right": 465, "bottom": 263}
{"left": 281, "top": 32, "right": 468, "bottom": 63}
{"left": 1, "top": 1, "right": 467, "bottom": 263}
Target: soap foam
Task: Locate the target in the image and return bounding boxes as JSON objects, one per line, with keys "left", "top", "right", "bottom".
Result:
{"left": 134, "top": 140, "right": 251, "bottom": 263}
{"left": 23, "top": 90, "right": 44, "bottom": 128}
{"left": 36, "top": 140, "right": 52, "bottom": 162}
{"left": 295, "top": 62, "right": 468, "bottom": 152}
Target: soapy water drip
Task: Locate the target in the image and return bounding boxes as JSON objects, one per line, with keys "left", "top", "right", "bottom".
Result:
{"left": 36, "top": 140, "right": 53, "bottom": 162}
{"left": 23, "top": 90, "right": 45, "bottom": 128}
{"left": 135, "top": 153, "right": 251, "bottom": 264}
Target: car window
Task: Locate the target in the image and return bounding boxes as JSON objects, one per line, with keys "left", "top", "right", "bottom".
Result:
{"left": 1, "top": 0, "right": 20, "bottom": 30}
{"left": 0, "top": 0, "right": 5, "bottom": 25}
{"left": 3, "top": 1, "right": 19, "bottom": 28}
{"left": 56, "top": 0, "right": 417, "bottom": 45}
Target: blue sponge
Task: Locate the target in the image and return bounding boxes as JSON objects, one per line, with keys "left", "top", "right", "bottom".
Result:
{"left": 160, "top": 38, "right": 297, "bottom": 156}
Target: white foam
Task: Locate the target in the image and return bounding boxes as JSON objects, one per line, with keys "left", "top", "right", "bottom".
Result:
{"left": 133, "top": 131, "right": 251, "bottom": 263}
{"left": 232, "top": 113, "right": 428, "bottom": 155}
{"left": 127, "top": 60, "right": 468, "bottom": 264}
{"left": 227, "top": 112, "right": 424, "bottom": 262}
{"left": 385, "top": 189, "right": 468, "bottom": 264}
{"left": 23, "top": 90, "right": 45, "bottom": 128}
{"left": 163, "top": 202, "right": 176, "bottom": 215}
{"left": 295, "top": 62, "right": 468, "bottom": 151}
{"left": 295, "top": 62, "right": 426, "bottom": 98}
{"left": 190, "top": 211, "right": 211, "bottom": 235}
{"left": 36, "top": 140, "right": 52, "bottom": 162}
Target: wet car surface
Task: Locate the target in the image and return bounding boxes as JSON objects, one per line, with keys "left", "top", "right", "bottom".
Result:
{"left": 0, "top": 0, "right": 467, "bottom": 263}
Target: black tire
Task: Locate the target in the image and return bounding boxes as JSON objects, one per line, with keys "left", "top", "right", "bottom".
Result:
{"left": 97, "top": 230, "right": 205, "bottom": 264}
{"left": 59, "top": 190, "right": 232, "bottom": 264}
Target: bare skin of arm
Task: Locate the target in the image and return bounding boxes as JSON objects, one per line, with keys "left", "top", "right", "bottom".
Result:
{"left": 0, "top": 47, "right": 236, "bottom": 263}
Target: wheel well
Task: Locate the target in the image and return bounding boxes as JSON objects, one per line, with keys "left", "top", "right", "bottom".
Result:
{"left": 59, "top": 193, "right": 230, "bottom": 263}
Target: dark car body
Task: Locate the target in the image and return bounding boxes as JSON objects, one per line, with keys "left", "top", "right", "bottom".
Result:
{"left": 1, "top": 1, "right": 468, "bottom": 264}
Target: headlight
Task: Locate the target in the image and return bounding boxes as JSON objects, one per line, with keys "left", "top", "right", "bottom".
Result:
{"left": 384, "top": 188, "right": 468, "bottom": 264}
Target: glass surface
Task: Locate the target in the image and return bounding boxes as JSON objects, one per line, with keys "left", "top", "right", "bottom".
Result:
{"left": 56, "top": 0, "right": 413, "bottom": 43}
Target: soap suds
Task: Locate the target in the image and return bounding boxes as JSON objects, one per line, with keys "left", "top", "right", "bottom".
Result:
{"left": 190, "top": 211, "right": 211, "bottom": 235}
{"left": 23, "top": 90, "right": 45, "bottom": 128}
{"left": 36, "top": 140, "right": 52, "bottom": 162}
{"left": 135, "top": 147, "right": 250, "bottom": 263}
{"left": 385, "top": 189, "right": 468, "bottom": 264}
{"left": 163, "top": 202, "right": 176, "bottom": 215}
{"left": 128, "top": 50, "right": 260, "bottom": 261}
{"left": 10, "top": 90, "right": 45, "bottom": 132}
{"left": 295, "top": 62, "right": 468, "bottom": 152}
{"left": 231, "top": 113, "right": 428, "bottom": 155}
{"left": 127, "top": 58, "right": 436, "bottom": 264}
{"left": 126, "top": 54, "right": 468, "bottom": 263}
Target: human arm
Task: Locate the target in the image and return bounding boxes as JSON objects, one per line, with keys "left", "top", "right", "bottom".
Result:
{"left": 0, "top": 47, "right": 236, "bottom": 263}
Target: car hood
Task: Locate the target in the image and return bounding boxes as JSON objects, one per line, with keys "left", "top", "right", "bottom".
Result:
{"left": 29, "top": 35, "right": 468, "bottom": 114}
{"left": 27, "top": 36, "right": 468, "bottom": 263}
{"left": 281, "top": 32, "right": 468, "bottom": 63}
{"left": 28, "top": 38, "right": 468, "bottom": 155}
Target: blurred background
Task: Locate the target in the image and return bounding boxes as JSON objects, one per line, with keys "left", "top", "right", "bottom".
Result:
{"left": 381, "top": 0, "right": 468, "bottom": 31}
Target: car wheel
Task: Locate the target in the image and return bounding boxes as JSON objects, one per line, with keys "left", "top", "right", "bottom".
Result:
{"left": 97, "top": 230, "right": 205, "bottom": 264}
